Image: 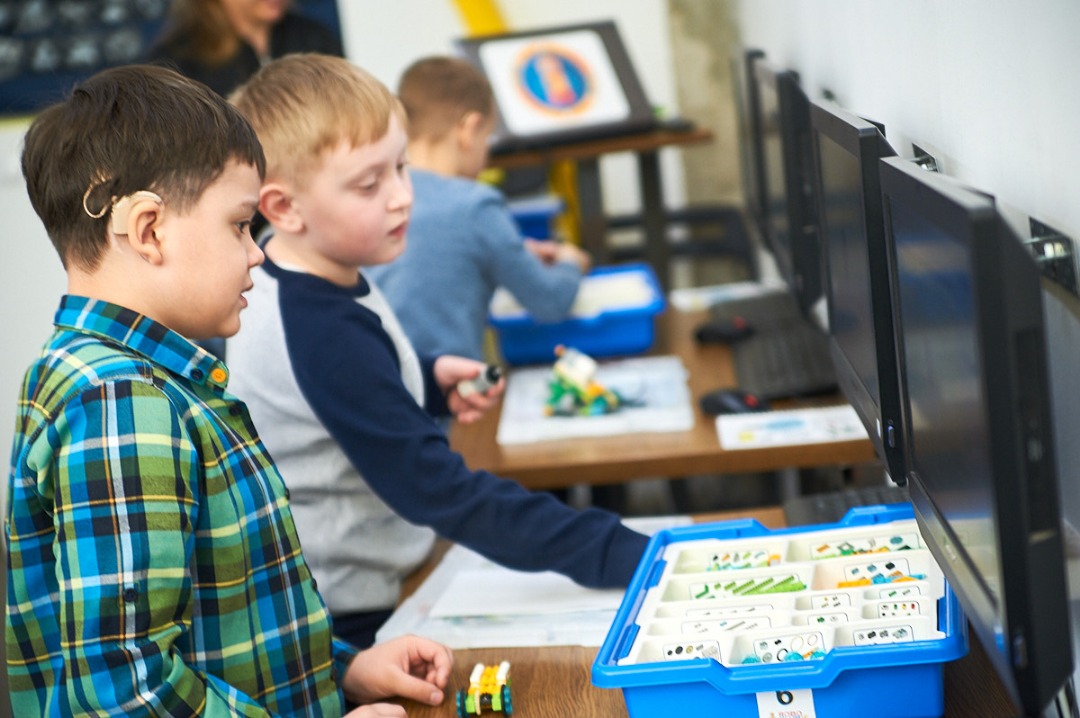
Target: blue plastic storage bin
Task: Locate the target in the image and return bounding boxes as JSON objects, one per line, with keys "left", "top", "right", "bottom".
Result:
{"left": 489, "top": 263, "right": 665, "bottom": 365}
{"left": 506, "top": 193, "right": 564, "bottom": 239}
{"left": 593, "top": 505, "right": 968, "bottom": 718}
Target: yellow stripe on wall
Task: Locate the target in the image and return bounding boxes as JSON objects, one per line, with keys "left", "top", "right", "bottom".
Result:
{"left": 449, "top": 0, "right": 583, "bottom": 245}
{"left": 450, "top": 0, "right": 508, "bottom": 36}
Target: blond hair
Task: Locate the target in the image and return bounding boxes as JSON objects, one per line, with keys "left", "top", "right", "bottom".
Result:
{"left": 230, "top": 53, "right": 405, "bottom": 185}
{"left": 397, "top": 56, "right": 495, "bottom": 142}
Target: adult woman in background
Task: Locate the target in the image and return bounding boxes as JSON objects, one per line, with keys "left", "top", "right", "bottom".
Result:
{"left": 148, "top": 0, "right": 343, "bottom": 97}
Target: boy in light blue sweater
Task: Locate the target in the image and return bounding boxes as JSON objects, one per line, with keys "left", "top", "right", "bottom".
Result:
{"left": 368, "top": 55, "right": 591, "bottom": 360}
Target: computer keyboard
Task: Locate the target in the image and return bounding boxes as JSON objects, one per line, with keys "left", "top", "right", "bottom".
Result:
{"left": 732, "top": 321, "right": 838, "bottom": 400}
{"left": 783, "top": 484, "right": 911, "bottom": 527}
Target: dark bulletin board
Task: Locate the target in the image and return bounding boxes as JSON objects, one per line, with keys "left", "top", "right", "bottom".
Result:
{"left": 0, "top": 0, "right": 342, "bottom": 116}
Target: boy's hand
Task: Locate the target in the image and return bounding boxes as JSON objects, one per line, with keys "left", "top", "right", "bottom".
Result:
{"left": 524, "top": 238, "right": 560, "bottom": 264}
{"left": 341, "top": 635, "right": 453, "bottom": 708}
{"left": 525, "top": 238, "right": 592, "bottom": 272}
{"left": 434, "top": 356, "right": 505, "bottom": 424}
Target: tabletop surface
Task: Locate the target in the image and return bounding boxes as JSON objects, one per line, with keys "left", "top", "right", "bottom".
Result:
{"left": 449, "top": 308, "right": 877, "bottom": 489}
{"left": 486, "top": 126, "right": 715, "bottom": 170}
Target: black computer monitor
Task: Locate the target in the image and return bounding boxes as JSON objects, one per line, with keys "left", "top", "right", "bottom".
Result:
{"left": 751, "top": 61, "right": 821, "bottom": 313}
{"left": 732, "top": 48, "right": 767, "bottom": 235}
{"left": 810, "top": 99, "right": 904, "bottom": 482}
{"left": 881, "top": 155, "right": 1071, "bottom": 716}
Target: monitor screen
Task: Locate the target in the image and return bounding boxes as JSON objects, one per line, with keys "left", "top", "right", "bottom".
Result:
{"left": 881, "top": 156, "right": 1071, "bottom": 715}
{"left": 455, "top": 21, "right": 656, "bottom": 154}
{"left": 732, "top": 48, "right": 766, "bottom": 235}
{"left": 810, "top": 100, "right": 904, "bottom": 481}
{"left": 751, "top": 61, "right": 821, "bottom": 313}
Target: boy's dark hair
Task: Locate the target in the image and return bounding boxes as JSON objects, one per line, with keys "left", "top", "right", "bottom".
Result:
{"left": 397, "top": 56, "right": 495, "bottom": 142}
{"left": 22, "top": 63, "right": 266, "bottom": 271}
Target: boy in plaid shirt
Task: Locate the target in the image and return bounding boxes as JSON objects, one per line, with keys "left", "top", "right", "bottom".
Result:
{"left": 5, "top": 63, "right": 451, "bottom": 717}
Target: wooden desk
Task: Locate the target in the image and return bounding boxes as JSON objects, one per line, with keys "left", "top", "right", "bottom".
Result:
{"left": 449, "top": 308, "right": 876, "bottom": 490}
{"left": 488, "top": 127, "right": 715, "bottom": 290}
{"left": 393, "top": 507, "right": 1017, "bottom": 717}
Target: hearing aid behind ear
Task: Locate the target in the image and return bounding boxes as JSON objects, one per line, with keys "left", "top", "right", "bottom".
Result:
{"left": 110, "top": 191, "right": 163, "bottom": 234}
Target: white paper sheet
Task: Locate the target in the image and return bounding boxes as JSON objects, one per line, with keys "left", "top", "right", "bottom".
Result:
{"left": 716, "top": 404, "right": 869, "bottom": 450}
{"left": 429, "top": 569, "right": 625, "bottom": 618}
{"left": 377, "top": 515, "right": 693, "bottom": 649}
{"left": 667, "top": 280, "right": 788, "bottom": 312}
{"left": 496, "top": 355, "right": 694, "bottom": 445}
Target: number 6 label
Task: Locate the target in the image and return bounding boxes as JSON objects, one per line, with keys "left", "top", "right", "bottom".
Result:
{"left": 755, "top": 688, "right": 817, "bottom": 717}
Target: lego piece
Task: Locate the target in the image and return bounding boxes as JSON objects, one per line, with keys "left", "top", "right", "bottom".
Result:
{"left": 459, "top": 364, "right": 503, "bottom": 397}
{"left": 543, "top": 345, "right": 625, "bottom": 417}
{"left": 456, "top": 661, "right": 513, "bottom": 717}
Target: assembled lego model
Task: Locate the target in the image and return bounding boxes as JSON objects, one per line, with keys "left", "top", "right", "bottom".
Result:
{"left": 456, "top": 661, "right": 513, "bottom": 717}
{"left": 544, "top": 345, "right": 623, "bottom": 417}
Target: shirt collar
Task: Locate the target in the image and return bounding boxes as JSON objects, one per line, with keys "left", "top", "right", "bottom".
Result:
{"left": 55, "top": 295, "right": 229, "bottom": 388}
{"left": 258, "top": 238, "right": 372, "bottom": 297}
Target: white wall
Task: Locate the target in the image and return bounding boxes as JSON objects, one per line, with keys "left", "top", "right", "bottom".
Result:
{"left": 731, "top": 0, "right": 1080, "bottom": 240}
{"left": 733, "top": 0, "right": 1080, "bottom": 551}
{"left": 0, "top": 118, "right": 64, "bottom": 511}
{"left": 339, "top": 0, "right": 679, "bottom": 122}
{"left": 0, "top": 113, "right": 59, "bottom": 717}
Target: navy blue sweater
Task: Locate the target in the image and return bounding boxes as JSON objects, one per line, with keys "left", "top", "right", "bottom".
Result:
{"left": 227, "top": 255, "right": 648, "bottom": 613}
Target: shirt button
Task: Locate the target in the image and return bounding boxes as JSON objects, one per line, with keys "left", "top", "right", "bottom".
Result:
{"left": 210, "top": 367, "right": 227, "bottom": 383}
{"left": 123, "top": 587, "right": 138, "bottom": 603}
{"left": 311, "top": 578, "right": 318, "bottom": 591}
{"left": 229, "top": 406, "right": 242, "bottom": 416}
{"left": 285, "top": 488, "right": 291, "bottom": 500}
{"left": 191, "top": 368, "right": 204, "bottom": 381}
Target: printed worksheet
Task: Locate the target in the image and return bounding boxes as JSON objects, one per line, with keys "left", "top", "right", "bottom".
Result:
{"left": 716, "top": 404, "right": 869, "bottom": 449}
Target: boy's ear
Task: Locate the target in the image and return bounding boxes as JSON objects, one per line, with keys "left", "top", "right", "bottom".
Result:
{"left": 457, "top": 111, "right": 487, "bottom": 149}
{"left": 260, "top": 181, "right": 304, "bottom": 233}
{"left": 118, "top": 196, "right": 165, "bottom": 265}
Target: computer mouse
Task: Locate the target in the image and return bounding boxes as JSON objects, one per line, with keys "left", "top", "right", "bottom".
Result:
{"left": 699, "top": 388, "right": 770, "bottom": 416}
{"left": 694, "top": 316, "right": 754, "bottom": 344}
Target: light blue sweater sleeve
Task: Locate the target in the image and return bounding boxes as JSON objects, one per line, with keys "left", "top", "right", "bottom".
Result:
{"left": 470, "top": 186, "right": 584, "bottom": 322}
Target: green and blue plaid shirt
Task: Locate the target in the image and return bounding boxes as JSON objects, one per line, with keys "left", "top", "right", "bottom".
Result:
{"left": 6, "top": 296, "right": 358, "bottom": 716}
